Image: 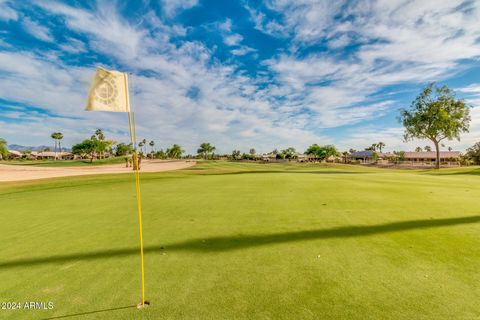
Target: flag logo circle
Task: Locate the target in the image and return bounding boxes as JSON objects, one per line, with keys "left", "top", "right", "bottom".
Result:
{"left": 95, "top": 75, "right": 118, "bottom": 105}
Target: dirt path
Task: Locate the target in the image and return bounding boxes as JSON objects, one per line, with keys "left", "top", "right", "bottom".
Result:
{"left": 0, "top": 160, "right": 196, "bottom": 182}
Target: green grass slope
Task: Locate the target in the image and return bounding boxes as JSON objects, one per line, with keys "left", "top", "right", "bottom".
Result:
{"left": 0, "top": 162, "right": 479, "bottom": 319}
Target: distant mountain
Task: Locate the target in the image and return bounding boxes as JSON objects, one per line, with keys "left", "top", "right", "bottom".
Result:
{"left": 8, "top": 144, "right": 71, "bottom": 152}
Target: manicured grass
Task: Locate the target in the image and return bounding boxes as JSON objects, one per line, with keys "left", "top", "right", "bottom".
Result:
{"left": 3, "top": 156, "right": 127, "bottom": 167}
{"left": 0, "top": 162, "right": 479, "bottom": 319}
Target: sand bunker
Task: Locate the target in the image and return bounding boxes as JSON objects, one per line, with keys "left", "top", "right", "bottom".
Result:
{"left": 0, "top": 160, "right": 196, "bottom": 182}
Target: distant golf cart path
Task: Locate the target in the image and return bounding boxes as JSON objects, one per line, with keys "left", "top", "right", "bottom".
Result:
{"left": 0, "top": 160, "right": 196, "bottom": 182}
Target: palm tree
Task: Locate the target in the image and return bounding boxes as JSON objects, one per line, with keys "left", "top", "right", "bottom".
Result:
{"left": 149, "top": 141, "right": 155, "bottom": 158}
{"left": 197, "top": 142, "right": 216, "bottom": 159}
{"left": 377, "top": 142, "right": 385, "bottom": 153}
{"left": 424, "top": 145, "right": 432, "bottom": 152}
{"left": 57, "top": 132, "right": 63, "bottom": 153}
{"left": 342, "top": 151, "right": 349, "bottom": 163}
{"left": 167, "top": 144, "right": 184, "bottom": 159}
{"left": 142, "top": 139, "right": 147, "bottom": 154}
{"left": 51, "top": 132, "right": 63, "bottom": 160}
{"left": 51, "top": 133, "right": 58, "bottom": 157}
{"left": 448, "top": 146, "right": 453, "bottom": 152}
{"left": 138, "top": 141, "right": 145, "bottom": 157}
{"left": 415, "top": 147, "right": 422, "bottom": 152}
{"left": 95, "top": 129, "right": 105, "bottom": 140}
{"left": 370, "top": 143, "right": 377, "bottom": 151}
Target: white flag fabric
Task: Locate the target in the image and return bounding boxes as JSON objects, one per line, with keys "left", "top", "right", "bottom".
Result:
{"left": 85, "top": 67, "right": 130, "bottom": 112}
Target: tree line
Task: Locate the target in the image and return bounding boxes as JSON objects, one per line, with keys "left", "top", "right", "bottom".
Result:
{"left": 0, "top": 83, "right": 477, "bottom": 166}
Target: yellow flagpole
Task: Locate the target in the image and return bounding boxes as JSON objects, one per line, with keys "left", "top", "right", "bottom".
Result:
{"left": 126, "top": 73, "right": 146, "bottom": 308}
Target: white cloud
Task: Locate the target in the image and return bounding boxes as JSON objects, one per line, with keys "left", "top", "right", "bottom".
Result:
{"left": 22, "top": 17, "right": 54, "bottom": 42}
{"left": 0, "top": 0, "right": 17, "bottom": 21}
{"left": 245, "top": 4, "right": 289, "bottom": 38}
{"left": 231, "top": 46, "right": 256, "bottom": 56}
{"left": 327, "top": 34, "right": 351, "bottom": 49}
{"left": 259, "top": 0, "right": 480, "bottom": 133}
{"left": 160, "top": 0, "right": 199, "bottom": 18}
{"left": 218, "top": 18, "right": 232, "bottom": 32}
{"left": 224, "top": 34, "right": 243, "bottom": 46}
{"left": 59, "top": 38, "right": 87, "bottom": 53}
{"left": 36, "top": 1, "right": 146, "bottom": 62}
{"left": 459, "top": 83, "right": 480, "bottom": 94}
{"left": 0, "top": 4, "right": 320, "bottom": 154}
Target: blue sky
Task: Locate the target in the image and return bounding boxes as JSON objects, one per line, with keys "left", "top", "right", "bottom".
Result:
{"left": 0, "top": 0, "right": 479, "bottom": 153}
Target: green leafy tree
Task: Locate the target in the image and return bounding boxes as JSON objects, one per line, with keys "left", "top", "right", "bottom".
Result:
{"left": 249, "top": 148, "right": 256, "bottom": 156}
{"left": 0, "top": 138, "right": 8, "bottom": 160}
{"left": 400, "top": 83, "right": 471, "bottom": 168}
{"left": 72, "top": 139, "right": 98, "bottom": 162}
{"left": 155, "top": 149, "right": 166, "bottom": 159}
{"left": 166, "top": 144, "right": 184, "bottom": 159}
{"left": 279, "top": 147, "right": 296, "bottom": 160}
{"left": 394, "top": 151, "right": 406, "bottom": 162}
{"left": 305, "top": 144, "right": 338, "bottom": 161}
{"left": 465, "top": 142, "right": 480, "bottom": 165}
{"left": 415, "top": 147, "right": 422, "bottom": 152}
{"left": 21, "top": 150, "right": 32, "bottom": 159}
{"left": 231, "top": 150, "right": 241, "bottom": 160}
{"left": 197, "top": 142, "right": 216, "bottom": 159}
{"left": 424, "top": 146, "right": 432, "bottom": 152}
{"left": 115, "top": 143, "right": 133, "bottom": 156}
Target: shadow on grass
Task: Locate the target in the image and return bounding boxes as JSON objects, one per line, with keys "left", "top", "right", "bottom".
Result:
{"left": 1, "top": 215, "right": 479, "bottom": 270}
{"left": 40, "top": 305, "right": 137, "bottom": 319}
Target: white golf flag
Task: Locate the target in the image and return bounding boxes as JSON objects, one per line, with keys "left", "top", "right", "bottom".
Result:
{"left": 85, "top": 67, "right": 130, "bottom": 112}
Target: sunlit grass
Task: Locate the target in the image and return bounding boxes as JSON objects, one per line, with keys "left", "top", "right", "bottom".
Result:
{"left": 0, "top": 162, "right": 479, "bottom": 319}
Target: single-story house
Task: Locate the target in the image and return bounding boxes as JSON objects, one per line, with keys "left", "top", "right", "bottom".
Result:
{"left": 297, "top": 153, "right": 318, "bottom": 162}
{"left": 403, "top": 151, "right": 460, "bottom": 162}
{"left": 7, "top": 150, "right": 22, "bottom": 159}
{"left": 262, "top": 153, "right": 277, "bottom": 161}
{"left": 349, "top": 150, "right": 385, "bottom": 162}
{"left": 31, "top": 151, "right": 75, "bottom": 160}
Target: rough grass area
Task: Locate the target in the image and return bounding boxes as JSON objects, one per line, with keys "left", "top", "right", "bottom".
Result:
{"left": 0, "top": 162, "right": 479, "bottom": 319}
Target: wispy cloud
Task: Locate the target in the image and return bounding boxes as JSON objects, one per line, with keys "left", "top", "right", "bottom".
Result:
{"left": 0, "top": 0, "right": 17, "bottom": 21}
{"left": 159, "top": 0, "right": 198, "bottom": 18}
{"left": 22, "top": 17, "right": 54, "bottom": 42}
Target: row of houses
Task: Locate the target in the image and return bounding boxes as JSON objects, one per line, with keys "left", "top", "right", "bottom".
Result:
{"left": 7, "top": 150, "right": 75, "bottom": 160}
{"left": 6, "top": 149, "right": 462, "bottom": 166}
{"left": 259, "top": 150, "right": 461, "bottom": 166}
{"left": 349, "top": 150, "right": 461, "bottom": 165}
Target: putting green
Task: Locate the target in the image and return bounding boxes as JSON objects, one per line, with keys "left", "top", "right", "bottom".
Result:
{"left": 0, "top": 162, "right": 479, "bottom": 319}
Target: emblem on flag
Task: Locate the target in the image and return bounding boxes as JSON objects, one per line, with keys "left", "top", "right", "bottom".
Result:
{"left": 85, "top": 67, "right": 130, "bottom": 112}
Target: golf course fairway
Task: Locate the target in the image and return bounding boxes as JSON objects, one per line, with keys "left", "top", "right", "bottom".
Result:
{"left": 1, "top": 161, "right": 479, "bottom": 319}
